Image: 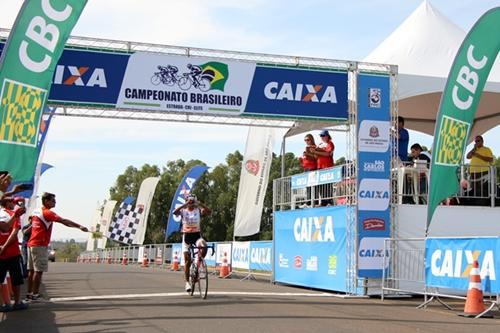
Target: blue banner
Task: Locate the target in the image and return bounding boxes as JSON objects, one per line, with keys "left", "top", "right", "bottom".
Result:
{"left": 274, "top": 206, "right": 347, "bottom": 292}
{"left": 291, "top": 166, "right": 343, "bottom": 189}
{"left": 245, "top": 66, "right": 348, "bottom": 120}
{"left": 165, "top": 165, "right": 209, "bottom": 238}
{"left": 0, "top": 42, "right": 129, "bottom": 107}
{"left": 249, "top": 241, "right": 272, "bottom": 271}
{"left": 425, "top": 237, "right": 500, "bottom": 293}
{"left": 356, "top": 74, "right": 391, "bottom": 278}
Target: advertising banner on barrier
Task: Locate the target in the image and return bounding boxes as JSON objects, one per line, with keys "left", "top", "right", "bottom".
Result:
{"left": 232, "top": 241, "right": 251, "bottom": 269}
{"left": 274, "top": 206, "right": 347, "bottom": 292}
{"left": 249, "top": 241, "right": 272, "bottom": 271}
{"left": 291, "top": 166, "right": 343, "bottom": 190}
{"left": 425, "top": 237, "right": 500, "bottom": 293}
{"left": 171, "top": 243, "right": 185, "bottom": 266}
{"left": 216, "top": 243, "right": 232, "bottom": 265}
{"left": 356, "top": 73, "right": 391, "bottom": 278}
{"left": 205, "top": 242, "right": 217, "bottom": 267}
{"left": 0, "top": 42, "right": 349, "bottom": 121}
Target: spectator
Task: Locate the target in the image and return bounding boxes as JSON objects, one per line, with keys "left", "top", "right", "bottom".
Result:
{"left": 314, "top": 130, "right": 334, "bottom": 170}
{"left": 26, "top": 192, "right": 88, "bottom": 301}
{"left": 21, "top": 213, "right": 32, "bottom": 279}
{"left": 0, "top": 172, "right": 26, "bottom": 200}
{"left": 410, "top": 143, "right": 432, "bottom": 203}
{"left": 0, "top": 197, "right": 28, "bottom": 312}
{"left": 396, "top": 116, "right": 410, "bottom": 163}
{"left": 466, "top": 135, "right": 493, "bottom": 204}
{"left": 299, "top": 134, "right": 317, "bottom": 172}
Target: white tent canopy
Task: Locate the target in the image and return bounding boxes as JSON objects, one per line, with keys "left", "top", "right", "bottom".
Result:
{"left": 364, "top": 0, "right": 500, "bottom": 140}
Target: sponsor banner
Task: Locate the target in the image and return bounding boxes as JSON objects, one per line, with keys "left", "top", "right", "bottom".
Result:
{"left": 245, "top": 66, "right": 348, "bottom": 120}
{"left": 291, "top": 165, "right": 343, "bottom": 190}
{"left": 205, "top": 242, "right": 217, "bottom": 267}
{"left": 428, "top": 9, "right": 500, "bottom": 227}
{"left": 232, "top": 241, "right": 251, "bottom": 270}
{"left": 0, "top": 0, "right": 88, "bottom": 181}
{"left": 357, "top": 74, "right": 391, "bottom": 278}
{"left": 274, "top": 206, "right": 347, "bottom": 292}
{"left": 425, "top": 237, "right": 500, "bottom": 293}
{"left": 116, "top": 52, "right": 255, "bottom": 115}
{"left": 357, "top": 237, "right": 390, "bottom": 273}
{"left": 97, "top": 200, "right": 118, "bottom": 249}
{"left": 133, "top": 177, "right": 160, "bottom": 245}
{"left": 234, "top": 127, "right": 275, "bottom": 237}
{"left": 249, "top": 241, "right": 272, "bottom": 271}
{"left": 165, "top": 165, "right": 209, "bottom": 238}
{"left": 216, "top": 243, "right": 232, "bottom": 265}
{"left": 171, "top": 243, "right": 185, "bottom": 266}
{"left": 0, "top": 42, "right": 130, "bottom": 106}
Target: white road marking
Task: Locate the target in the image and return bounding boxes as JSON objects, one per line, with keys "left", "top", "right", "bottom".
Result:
{"left": 49, "top": 291, "right": 352, "bottom": 302}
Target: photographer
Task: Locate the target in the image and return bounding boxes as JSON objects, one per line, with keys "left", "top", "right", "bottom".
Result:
{"left": 466, "top": 135, "right": 493, "bottom": 204}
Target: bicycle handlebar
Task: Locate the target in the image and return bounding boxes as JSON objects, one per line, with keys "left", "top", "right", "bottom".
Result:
{"left": 188, "top": 244, "right": 215, "bottom": 256}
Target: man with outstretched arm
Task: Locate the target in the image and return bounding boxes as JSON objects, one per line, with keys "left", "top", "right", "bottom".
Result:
{"left": 26, "top": 192, "right": 89, "bottom": 301}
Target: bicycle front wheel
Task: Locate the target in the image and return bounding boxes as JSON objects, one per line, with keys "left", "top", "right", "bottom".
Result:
{"left": 197, "top": 260, "right": 208, "bottom": 299}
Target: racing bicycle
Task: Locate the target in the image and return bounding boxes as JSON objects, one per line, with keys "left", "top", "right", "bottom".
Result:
{"left": 188, "top": 244, "right": 214, "bottom": 299}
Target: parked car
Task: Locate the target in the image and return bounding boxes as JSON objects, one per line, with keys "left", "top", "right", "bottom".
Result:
{"left": 48, "top": 249, "right": 56, "bottom": 262}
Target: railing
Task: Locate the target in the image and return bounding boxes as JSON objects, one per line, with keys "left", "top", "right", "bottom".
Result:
{"left": 273, "top": 163, "right": 356, "bottom": 211}
{"left": 396, "top": 163, "right": 499, "bottom": 207}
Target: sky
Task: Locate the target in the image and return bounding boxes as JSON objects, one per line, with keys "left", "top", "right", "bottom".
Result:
{"left": 1, "top": 0, "right": 499, "bottom": 241}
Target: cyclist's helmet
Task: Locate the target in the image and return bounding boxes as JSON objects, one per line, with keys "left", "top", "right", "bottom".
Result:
{"left": 157, "top": 65, "right": 162, "bottom": 70}
{"left": 187, "top": 63, "right": 192, "bottom": 70}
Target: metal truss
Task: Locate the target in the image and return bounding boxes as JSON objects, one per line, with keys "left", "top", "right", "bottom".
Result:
{"left": 1, "top": 28, "right": 395, "bottom": 128}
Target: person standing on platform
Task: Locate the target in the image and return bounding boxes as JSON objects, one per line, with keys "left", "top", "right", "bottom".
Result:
{"left": 466, "top": 135, "right": 493, "bottom": 204}
{"left": 299, "top": 134, "right": 317, "bottom": 172}
{"left": 396, "top": 116, "right": 410, "bottom": 164}
{"left": 314, "top": 130, "right": 335, "bottom": 206}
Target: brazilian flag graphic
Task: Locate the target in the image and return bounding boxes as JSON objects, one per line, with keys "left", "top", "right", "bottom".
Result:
{"left": 200, "top": 62, "right": 229, "bottom": 91}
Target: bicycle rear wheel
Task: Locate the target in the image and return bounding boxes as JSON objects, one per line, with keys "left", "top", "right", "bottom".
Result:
{"left": 197, "top": 260, "right": 208, "bottom": 299}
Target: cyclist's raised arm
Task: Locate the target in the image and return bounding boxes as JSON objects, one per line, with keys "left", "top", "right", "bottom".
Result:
{"left": 173, "top": 203, "right": 187, "bottom": 216}
{"left": 198, "top": 202, "right": 211, "bottom": 216}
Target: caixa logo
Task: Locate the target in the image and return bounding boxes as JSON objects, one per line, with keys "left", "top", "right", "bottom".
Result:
{"left": 264, "top": 82, "right": 338, "bottom": 103}
{"left": 358, "top": 179, "right": 390, "bottom": 211}
{"left": 431, "top": 249, "right": 496, "bottom": 280}
{"left": 294, "top": 215, "right": 335, "bottom": 242}
{"left": 53, "top": 65, "right": 107, "bottom": 88}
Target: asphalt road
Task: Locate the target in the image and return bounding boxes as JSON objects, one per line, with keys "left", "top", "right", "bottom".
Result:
{"left": 1, "top": 262, "right": 499, "bottom": 333}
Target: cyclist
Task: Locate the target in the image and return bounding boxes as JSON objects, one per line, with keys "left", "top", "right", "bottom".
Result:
{"left": 157, "top": 65, "right": 178, "bottom": 81}
{"left": 186, "top": 63, "right": 202, "bottom": 86}
{"left": 173, "top": 194, "right": 211, "bottom": 292}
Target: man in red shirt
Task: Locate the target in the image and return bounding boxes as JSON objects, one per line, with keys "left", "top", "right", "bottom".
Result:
{"left": 27, "top": 192, "right": 88, "bottom": 301}
{"left": 0, "top": 197, "right": 27, "bottom": 311}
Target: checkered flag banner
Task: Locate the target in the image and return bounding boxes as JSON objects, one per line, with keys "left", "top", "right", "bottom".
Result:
{"left": 107, "top": 201, "right": 144, "bottom": 245}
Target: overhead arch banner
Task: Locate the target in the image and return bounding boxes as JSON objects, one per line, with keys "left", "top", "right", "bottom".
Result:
{"left": 0, "top": 43, "right": 349, "bottom": 121}
{"left": 427, "top": 8, "right": 500, "bottom": 229}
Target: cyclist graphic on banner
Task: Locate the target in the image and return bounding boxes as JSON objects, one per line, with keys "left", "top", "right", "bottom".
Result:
{"left": 151, "top": 63, "right": 210, "bottom": 92}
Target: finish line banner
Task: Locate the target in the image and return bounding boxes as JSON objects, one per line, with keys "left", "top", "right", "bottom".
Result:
{"left": 425, "top": 237, "right": 500, "bottom": 293}
{"left": 0, "top": 43, "right": 349, "bottom": 121}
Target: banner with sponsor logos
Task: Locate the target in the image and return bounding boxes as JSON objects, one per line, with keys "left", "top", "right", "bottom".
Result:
{"left": 357, "top": 74, "right": 391, "bottom": 278}
{"left": 234, "top": 127, "right": 275, "bottom": 237}
{"left": 425, "top": 237, "right": 500, "bottom": 293}
{"left": 291, "top": 165, "right": 343, "bottom": 189}
{"left": 216, "top": 243, "right": 232, "bottom": 265}
{"left": 231, "top": 241, "right": 272, "bottom": 271}
{"left": 427, "top": 8, "right": 500, "bottom": 229}
{"left": 0, "top": 42, "right": 349, "bottom": 122}
{"left": 171, "top": 243, "right": 185, "bottom": 266}
{"left": 274, "top": 206, "right": 347, "bottom": 292}
{"left": 0, "top": 0, "right": 88, "bottom": 181}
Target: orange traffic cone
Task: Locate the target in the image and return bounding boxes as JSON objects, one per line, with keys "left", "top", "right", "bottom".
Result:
{"left": 141, "top": 252, "right": 149, "bottom": 268}
{"left": 219, "top": 252, "right": 231, "bottom": 278}
{"left": 171, "top": 252, "right": 180, "bottom": 271}
{"left": 1, "top": 276, "right": 10, "bottom": 306}
{"left": 121, "top": 252, "right": 128, "bottom": 265}
{"left": 459, "top": 260, "right": 492, "bottom": 318}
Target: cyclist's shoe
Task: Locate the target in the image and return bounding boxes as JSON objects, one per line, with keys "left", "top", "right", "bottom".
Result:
{"left": 185, "top": 282, "right": 192, "bottom": 292}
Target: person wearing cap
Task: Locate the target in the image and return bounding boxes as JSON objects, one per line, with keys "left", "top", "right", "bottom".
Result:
{"left": 173, "top": 194, "right": 211, "bottom": 292}
{"left": 0, "top": 197, "right": 28, "bottom": 311}
{"left": 26, "top": 192, "right": 89, "bottom": 301}
{"left": 314, "top": 130, "right": 335, "bottom": 170}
